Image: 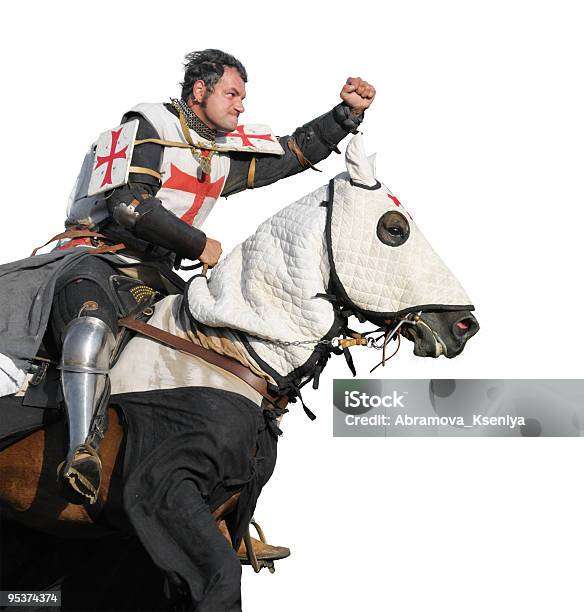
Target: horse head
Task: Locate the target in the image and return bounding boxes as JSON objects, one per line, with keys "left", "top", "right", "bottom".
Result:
{"left": 186, "top": 133, "right": 478, "bottom": 387}
{"left": 326, "top": 133, "right": 479, "bottom": 358}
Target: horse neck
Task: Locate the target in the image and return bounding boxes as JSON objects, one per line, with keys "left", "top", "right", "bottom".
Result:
{"left": 187, "top": 184, "right": 337, "bottom": 383}
{"left": 234, "top": 186, "right": 336, "bottom": 379}
{"left": 243, "top": 185, "right": 332, "bottom": 319}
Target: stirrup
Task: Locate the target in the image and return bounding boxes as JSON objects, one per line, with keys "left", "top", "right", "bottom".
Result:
{"left": 238, "top": 517, "right": 291, "bottom": 574}
{"left": 57, "top": 444, "right": 102, "bottom": 505}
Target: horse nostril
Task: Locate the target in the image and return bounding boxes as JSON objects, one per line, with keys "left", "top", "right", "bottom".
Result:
{"left": 455, "top": 318, "right": 473, "bottom": 333}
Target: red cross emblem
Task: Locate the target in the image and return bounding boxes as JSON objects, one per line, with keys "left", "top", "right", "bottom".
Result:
{"left": 224, "top": 125, "right": 274, "bottom": 147}
{"left": 388, "top": 192, "right": 413, "bottom": 220}
{"left": 161, "top": 163, "right": 225, "bottom": 225}
{"left": 94, "top": 128, "right": 129, "bottom": 188}
{"left": 387, "top": 193, "right": 402, "bottom": 207}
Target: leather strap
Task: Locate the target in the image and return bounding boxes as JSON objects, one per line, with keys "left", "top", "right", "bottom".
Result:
{"left": 89, "top": 243, "right": 126, "bottom": 255}
{"left": 135, "top": 137, "right": 221, "bottom": 153}
{"left": 287, "top": 136, "right": 321, "bottom": 172}
{"left": 31, "top": 229, "right": 106, "bottom": 256}
{"left": 212, "top": 492, "right": 241, "bottom": 520}
{"left": 247, "top": 157, "right": 257, "bottom": 189}
{"left": 135, "top": 137, "right": 195, "bottom": 149}
{"left": 118, "top": 317, "right": 287, "bottom": 409}
{"left": 129, "top": 165, "right": 162, "bottom": 180}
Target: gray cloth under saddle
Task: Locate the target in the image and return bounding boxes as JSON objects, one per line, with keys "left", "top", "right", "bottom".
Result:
{"left": 0, "top": 250, "right": 96, "bottom": 396}
{"left": 0, "top": 250, "right": 161, "bottom": 398}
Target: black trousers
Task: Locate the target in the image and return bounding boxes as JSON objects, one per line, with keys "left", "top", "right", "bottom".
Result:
{"left": 48, "top": 256, "right": 120, "bottom": 352}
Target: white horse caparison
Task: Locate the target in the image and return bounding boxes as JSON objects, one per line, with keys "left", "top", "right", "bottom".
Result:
{"left": 111, "top": 133, "right": 479, "bottom": 400}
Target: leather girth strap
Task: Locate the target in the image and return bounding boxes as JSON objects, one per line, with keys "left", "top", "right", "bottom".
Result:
{"left": 118, "top": 317, "right": 288, "bottom": 410}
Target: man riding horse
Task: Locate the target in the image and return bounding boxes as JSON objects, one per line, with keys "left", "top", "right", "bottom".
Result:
{"left": 54, "top": 48, "right": 376, "bottom": 504}
{"left": 0, "top": 97, "right": 480, "bottom": 609}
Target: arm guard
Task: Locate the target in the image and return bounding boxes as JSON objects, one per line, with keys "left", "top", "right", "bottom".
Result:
{"left": 112, "top": 197, "right": 207, "bottom": 261}
{"left": 222, "top": 103, "right": 364, "bottom": 196}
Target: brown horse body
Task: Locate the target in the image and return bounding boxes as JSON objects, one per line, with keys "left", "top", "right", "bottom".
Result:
{"left": 0, "top": 407, "right": 124, "bottom": 538}
{"left": 0, "top": 406, "right": 258, "bottom": 558}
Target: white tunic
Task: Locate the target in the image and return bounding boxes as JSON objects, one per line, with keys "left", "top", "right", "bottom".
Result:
{"left": 66, "top": 103, "right": 234, "bottom": 232}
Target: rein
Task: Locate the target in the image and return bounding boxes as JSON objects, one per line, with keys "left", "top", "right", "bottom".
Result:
{"left": 252, "top": 308, "right": 432, "bottom": 379}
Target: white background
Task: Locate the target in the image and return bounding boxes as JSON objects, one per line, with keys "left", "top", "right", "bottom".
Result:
{"left": 3, "top": 1, "right": 584, "bottom": 610}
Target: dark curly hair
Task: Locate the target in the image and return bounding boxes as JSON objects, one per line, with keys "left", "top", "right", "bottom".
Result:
{"left": 180, "top": 49, "right": 247, "bottom": 102}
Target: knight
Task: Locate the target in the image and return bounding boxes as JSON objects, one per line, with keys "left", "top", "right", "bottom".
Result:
{"left": 53, "top": 49, "right": 375, "bottom": 504}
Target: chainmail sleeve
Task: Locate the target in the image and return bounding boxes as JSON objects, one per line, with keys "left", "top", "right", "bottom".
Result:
{"left": 222, "top": 103, "right": 364, "bottom": 197}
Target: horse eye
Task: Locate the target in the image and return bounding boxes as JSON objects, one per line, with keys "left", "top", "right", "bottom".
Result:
{"left": 376, "top": 211, "right": 410, "bottom": 247}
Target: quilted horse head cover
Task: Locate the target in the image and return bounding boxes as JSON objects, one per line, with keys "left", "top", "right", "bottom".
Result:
{"left": 187, "top": 133, "right": 473, "bottom": 378}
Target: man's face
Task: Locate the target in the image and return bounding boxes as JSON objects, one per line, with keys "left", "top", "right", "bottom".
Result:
{"left": 192, "top": 66, "right": 246, "bottom": 132}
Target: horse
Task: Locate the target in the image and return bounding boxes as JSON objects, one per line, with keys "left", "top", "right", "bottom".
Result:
{"left": 0, "top": 134, "right": 479, "bottom": 610}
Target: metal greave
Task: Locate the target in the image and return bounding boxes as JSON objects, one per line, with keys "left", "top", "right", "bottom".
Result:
{"left": 59, "top": 316, "right": 115, "bottom": 460}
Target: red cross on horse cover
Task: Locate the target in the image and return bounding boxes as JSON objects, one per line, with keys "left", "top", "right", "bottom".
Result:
{"left": 87, "top": 120, "right": 139, "bottom": 196}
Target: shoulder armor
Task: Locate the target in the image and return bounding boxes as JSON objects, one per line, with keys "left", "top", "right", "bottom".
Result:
{"left": 87, "top": 119, "right": 140, "bottom": 196}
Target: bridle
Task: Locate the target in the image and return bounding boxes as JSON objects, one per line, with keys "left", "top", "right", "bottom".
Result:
{"left": 360, "top": 311, "right": 422, "bottom": 373}
{"left": 360, "top": 309, "right": 451, "bottom": 371}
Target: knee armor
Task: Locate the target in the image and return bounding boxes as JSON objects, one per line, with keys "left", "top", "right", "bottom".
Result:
{"left": 60, "top": 316, "right": 115, "bottom": 459}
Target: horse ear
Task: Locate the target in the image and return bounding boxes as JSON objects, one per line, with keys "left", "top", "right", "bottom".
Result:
{"left": 345, "top": 133, "right": 377, "bottom": 187}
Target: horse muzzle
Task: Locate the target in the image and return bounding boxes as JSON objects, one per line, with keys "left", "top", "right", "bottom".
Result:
{"left": 402, "top": 310, "right": 479, "bottom": 358}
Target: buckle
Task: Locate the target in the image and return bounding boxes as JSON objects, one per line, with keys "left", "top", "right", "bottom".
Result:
{"left": 29, "top": 360, "right": 50, "bottom": 387}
